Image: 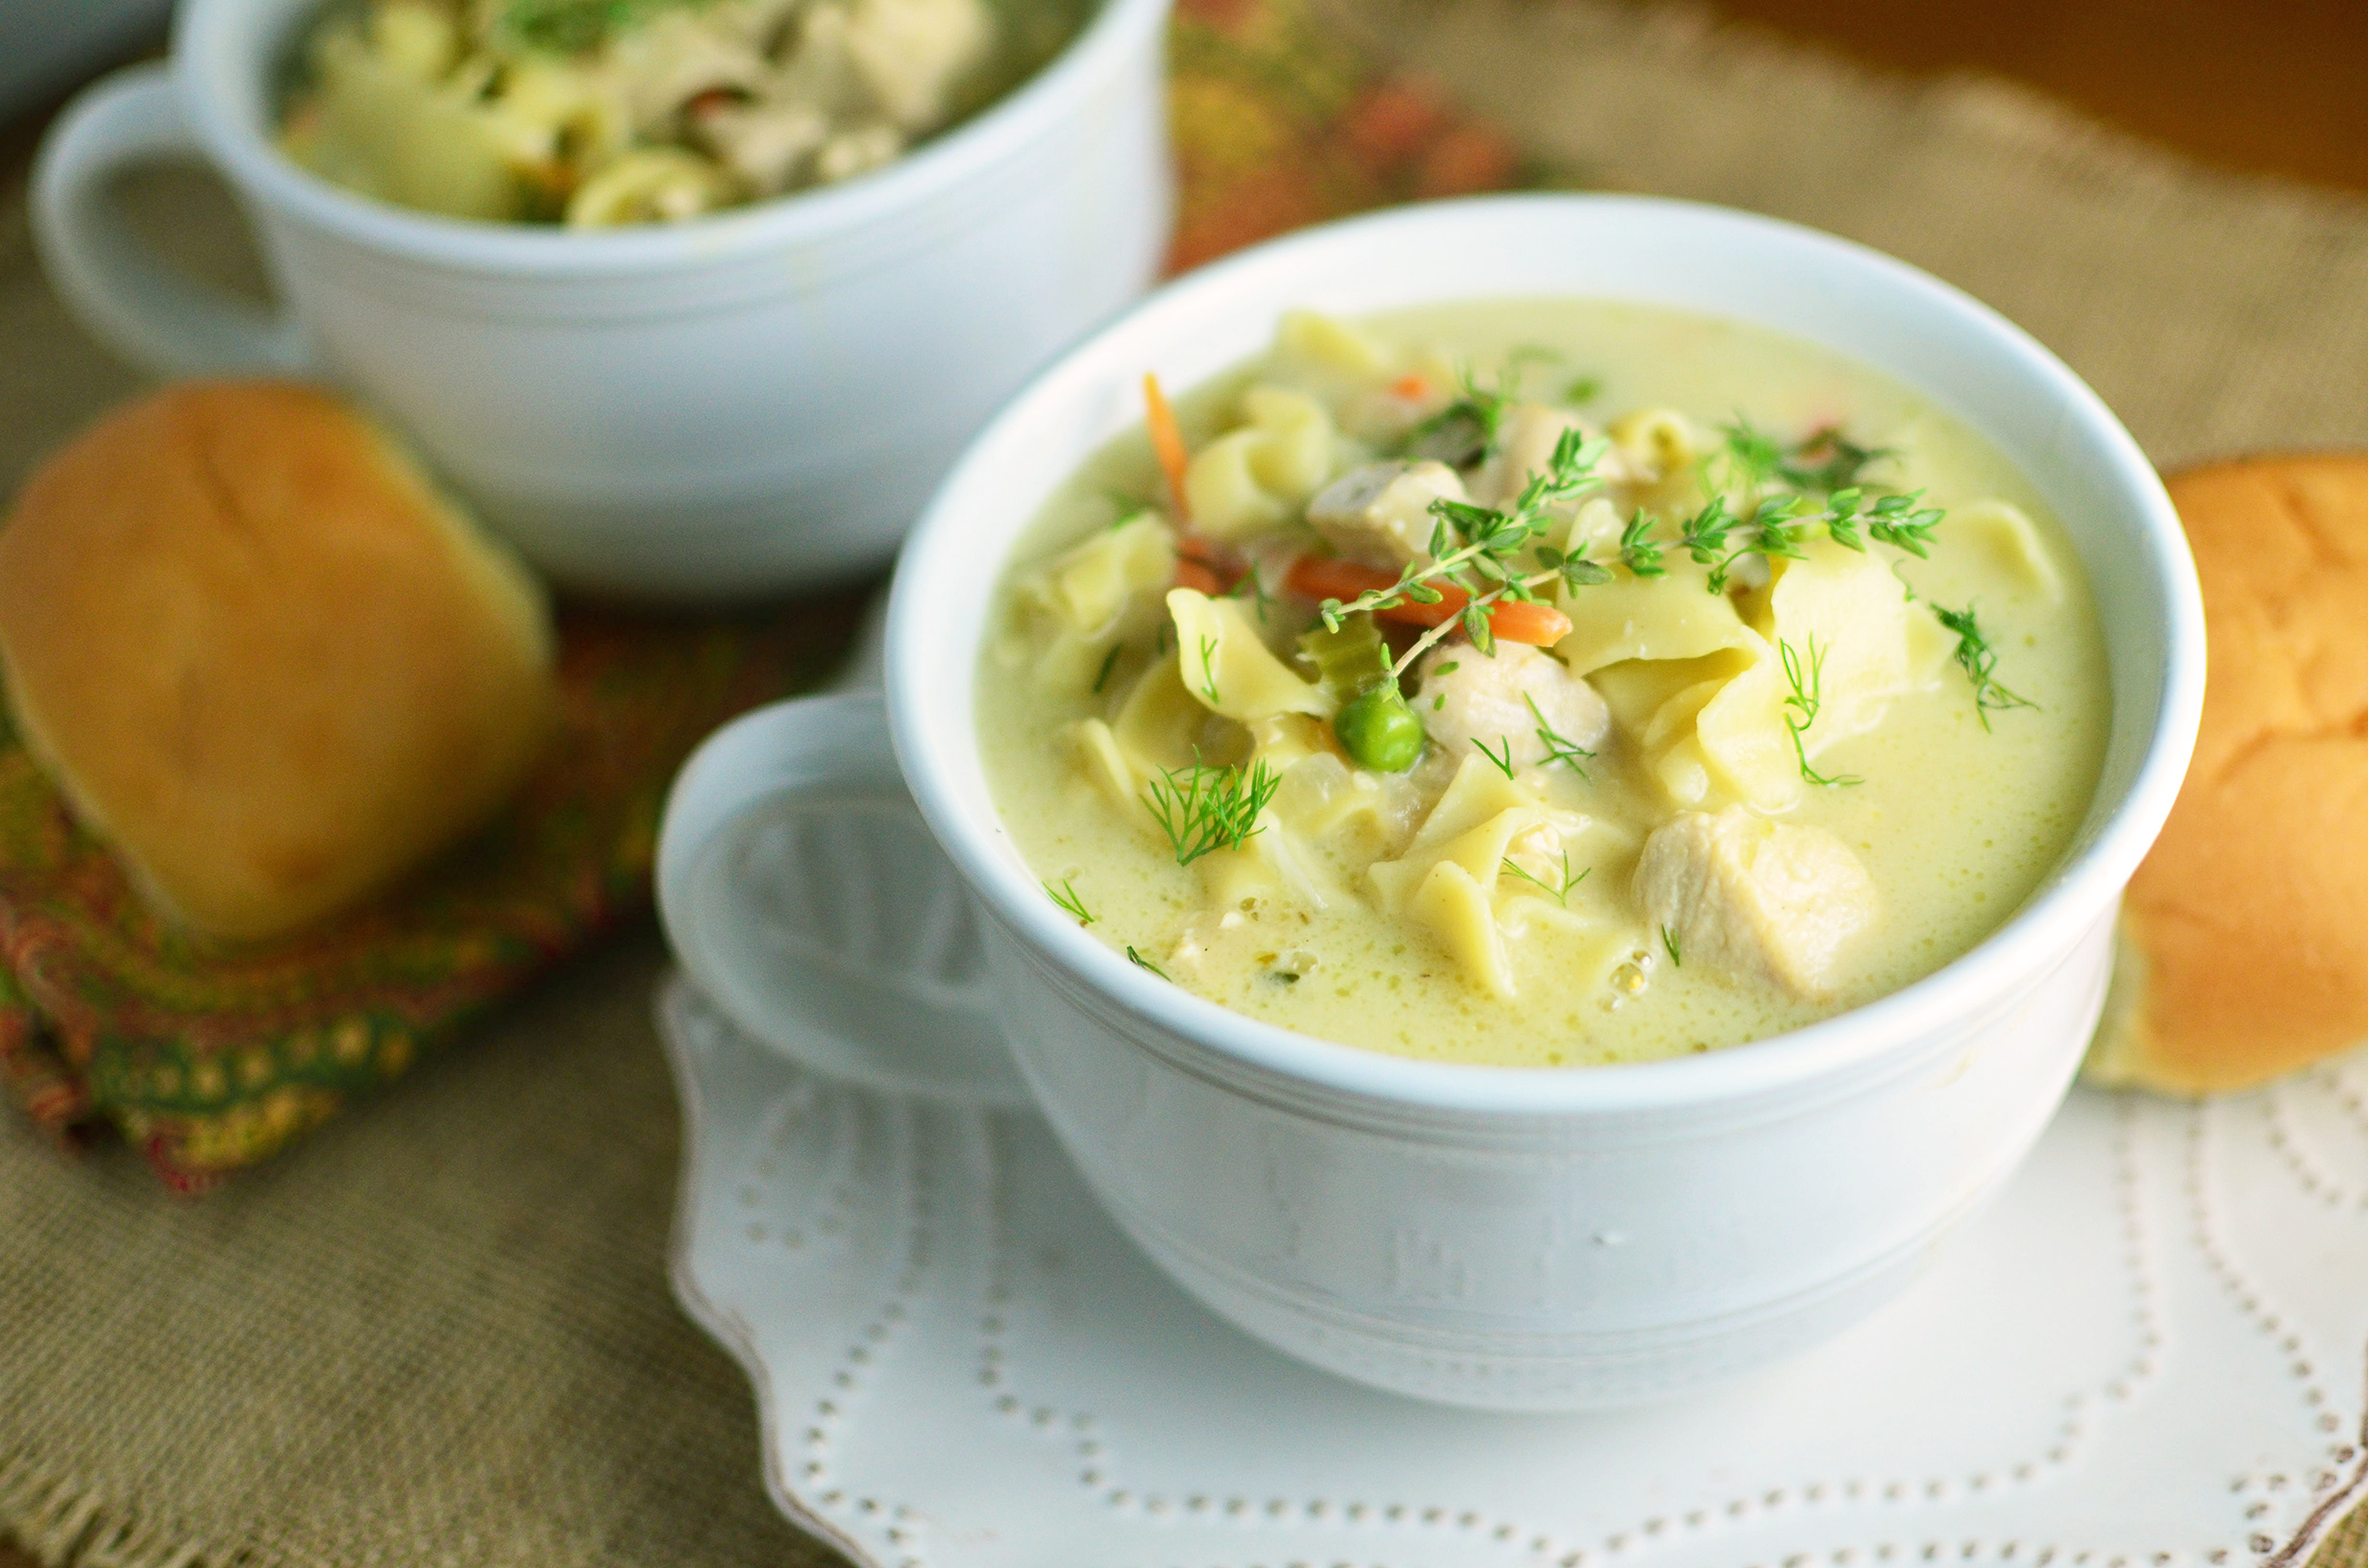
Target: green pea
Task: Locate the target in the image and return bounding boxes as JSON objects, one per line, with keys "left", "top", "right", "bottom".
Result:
{"left": 1335, "top": 680, "right": 1425, "bottom": 772}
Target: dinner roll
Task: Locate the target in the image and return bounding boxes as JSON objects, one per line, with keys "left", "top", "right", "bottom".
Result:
{"left": 0, "top": 382, "right": 556, "bottom": 943}
{"left": 2086, "top": 454, "right": 2368, "bottom": 1094}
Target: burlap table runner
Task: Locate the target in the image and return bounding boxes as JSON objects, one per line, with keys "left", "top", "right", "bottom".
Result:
{"left": 5, "top": 2, "right": 2368, "bottom": 1563}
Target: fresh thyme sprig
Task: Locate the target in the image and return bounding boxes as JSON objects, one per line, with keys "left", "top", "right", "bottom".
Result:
{"left": 1667, "top": 483, "right": 1945, "bottom": 592}
{"left": 1502, "top": 851, "right": 1589, "bottom": 906}
{"left": 1524, "top": 692, "right": 1592, "bottom": 778}
{"left": 1617, "top": 510, "right": 1665, "bottom": 577}
{"left": 1316, "top": 428, "right": 1613, "bottom": 678}
{"left": 1044, "top": 879, "right": 1096, "bottom": 925}
{"left": 1141, "top": 759, "right": 1280, "bottom": 867}
{"left": 1933, "top": 602, "right": 2037, "bottom": 729}
{"left": 1777, "top": 634, "right": 1862, "bottom": 788}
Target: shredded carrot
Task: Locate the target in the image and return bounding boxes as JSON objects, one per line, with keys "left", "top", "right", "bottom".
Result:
{"left": 1174, "top": 558, "right": 1223, "bottom": 596}
{"left": 1389, "top": 373, "right": 1430, "bottom": 400}
{"left": 1143, "top": 373, "right": 1192, "bottom": 522}
{"left": 1284, "top": 556, "right": 1571, "bottom": 647}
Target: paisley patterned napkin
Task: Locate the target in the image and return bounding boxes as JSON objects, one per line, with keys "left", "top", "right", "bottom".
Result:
{"left": 0, "top": 604, "right": 860, "bottom": 1189}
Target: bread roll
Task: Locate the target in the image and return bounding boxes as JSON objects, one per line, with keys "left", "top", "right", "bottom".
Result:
{"left": 2086, "top": 454, "right": 2368, "bottom": 1094}
{"left": 0, "top": 381, "right": 556, "bottom": 943}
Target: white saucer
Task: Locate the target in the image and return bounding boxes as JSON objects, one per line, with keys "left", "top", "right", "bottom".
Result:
{"left": 661, "top": 972, "right": 2368, "bottom": 1568}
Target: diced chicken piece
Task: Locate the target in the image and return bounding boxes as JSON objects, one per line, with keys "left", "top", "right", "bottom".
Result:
{"left": 693, "top": 97, "right": 829, "bottom": 193}
{"left": 1306, "top": 460, "right": 1466, "bottom": 571}
{"left": 1632, "top": 807, "right": 1876, "bottom": 999}
{"left": 607, "top": 9, "right": 772, "bottom": 135}
{"left": 1416, "top": 642, "right": 1611, "bottom": 770}
{"left": 1476, "top": 403, "right": 1628, "bottom": 508}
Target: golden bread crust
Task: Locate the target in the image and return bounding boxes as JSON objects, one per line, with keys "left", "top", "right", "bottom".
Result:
{"left": 0, "top": 381, "right": 555, "bottom": 943}
{"left": 2106, "top": 454, "right": 2368, "bottom": 1093}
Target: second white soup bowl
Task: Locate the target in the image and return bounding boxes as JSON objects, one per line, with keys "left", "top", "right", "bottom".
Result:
{"left": 659, "top": 194, "right": 2204, "bottom": 1409}
{"left": 33, "top": 0, "right": 1172, "bottom": 598}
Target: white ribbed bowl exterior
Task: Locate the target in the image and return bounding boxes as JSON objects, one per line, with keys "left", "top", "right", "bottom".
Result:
{"left": 986, "top": 903, "right": 2112, "bottom": 1408}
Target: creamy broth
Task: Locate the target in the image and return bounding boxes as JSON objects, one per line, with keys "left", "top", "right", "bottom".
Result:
{"left": 978, "top": 300, "right": 2110, "bottom": 1068}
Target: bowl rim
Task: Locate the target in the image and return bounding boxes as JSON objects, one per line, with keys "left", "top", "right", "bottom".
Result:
{"left": 170, "top": 0, "right": 1169, "bottom": 276}
{"left": 887, "top": 192, "right": 2206, "bottom": 1117}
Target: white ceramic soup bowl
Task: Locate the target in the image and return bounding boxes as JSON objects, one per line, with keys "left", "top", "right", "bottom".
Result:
{"left": 657, "top": 194, "right": 2204, "bottom": 1409}
{"left": 31, "top": 0, "right": 1172, "bottom": 599}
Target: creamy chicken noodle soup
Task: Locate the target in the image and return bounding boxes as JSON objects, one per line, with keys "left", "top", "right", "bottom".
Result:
{"left": 980, "top": 301, "right": 2111, "bottom": 1068}
{"left": 278, "top": 0, "right": 1087, "bottom": 226}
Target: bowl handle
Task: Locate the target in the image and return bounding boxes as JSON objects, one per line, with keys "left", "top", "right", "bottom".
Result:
{"left": 33, "top": 62, "right": 314, "bottom": 378}
{"left": 656, "top": 691, "right": 1030, "bottom": 1108}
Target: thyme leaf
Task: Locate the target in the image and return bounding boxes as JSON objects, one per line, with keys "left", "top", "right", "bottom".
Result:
{"left": 1618, "top": 510, "right": 1666, "bottom": 577}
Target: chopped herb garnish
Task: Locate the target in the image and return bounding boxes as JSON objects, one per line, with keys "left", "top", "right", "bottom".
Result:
{"left": 1472, "top": 735, "right": 1517, "bottom": 778}
{"left": 1045, "top": 878, "right": 1096, "bottom": 925}
{"left": 1933, "top": 602, "right": 2037, "bottom": 729}
{"left": 500, "top": 0, "right": 712, "bottom": 53}
{"left": 1720, "top": 416, "right": 1789, "bottom": 490}
{"left": 1091, "top": 644, "right": 1123, "bottom": 694}
{"left": 1195, "top": 634, "right": 1221, "bottom": 705}
{"left": 1141, "top": 759, "right": 1280, "bottom": 867}
{"left": 1502, "top": 851, "right": 1590, "bottom": 906}
{"left": 1661, "top": 924, "right": 1683, "bottom": 968}
{"left": 1393, "top": 366, "right": 1513, "bottom": 465}
{"left": 1228, "top": 562, "right": 1273, "bottom": 623}
{"left": 1524, "top": 691, "right": 1592, "bottom": 778}
{"left": 1565, "top": 376, "right": 1602, "bottom": 404}
{"left": 1720, "top": 417, "right": 1896, "bottom": 496}
{"left": 1125, "top": 945, "right": 1170, "bottom": 981}
{"left": 1777, "top": 634, "right": 1862, "bottom": 788}
{"left": 1781, "top": 427, "right": 1895, "bottom": 493}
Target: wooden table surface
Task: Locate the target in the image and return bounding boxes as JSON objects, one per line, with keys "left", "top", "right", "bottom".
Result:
{"left": 1, "top": 0, "right": 2357, "bottom": 1563}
